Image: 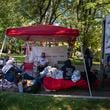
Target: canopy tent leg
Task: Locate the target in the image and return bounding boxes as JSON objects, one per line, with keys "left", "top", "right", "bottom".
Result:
{"left": 79, "top": 36, "right": 92, "bottom": 97}
{"left": 0, "top": 35, "right": 7, "bottom": 57}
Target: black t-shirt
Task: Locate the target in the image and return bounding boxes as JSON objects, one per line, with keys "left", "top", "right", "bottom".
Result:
{"left": 61, "top": 65, "right": 75, "bottom": 79}
{"left": 84, "top": 48, "right": 93, "bottom": 59}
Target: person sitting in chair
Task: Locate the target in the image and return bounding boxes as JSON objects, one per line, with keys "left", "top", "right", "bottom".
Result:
{"left": 2, "top": 57, "right": 21, "bottom": 83}
{"left": 61, "top": 59, "right": 75, "bottom": 80}
{"left": 37, "top": 52, "right": 49, "bottom": 72}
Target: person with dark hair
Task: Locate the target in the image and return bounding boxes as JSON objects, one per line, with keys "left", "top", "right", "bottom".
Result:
{"left": 84, "top": 47, "right": 93, "bottom": 72}
{"left": 61, "top": 59, "right": 75, "bottom": 80}
{"left": 37, "top": 52, "right": 49, "bottom": 72}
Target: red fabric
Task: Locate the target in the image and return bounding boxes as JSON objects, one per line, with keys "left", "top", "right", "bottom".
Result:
{"left": 6, "top": 24, "right": 79, "bottom": 41}
{"left": 43, "top": 77, "right": 88, "bottom": 91}
{"left": 23, "top": 62, "right": 33, "bottom": 72}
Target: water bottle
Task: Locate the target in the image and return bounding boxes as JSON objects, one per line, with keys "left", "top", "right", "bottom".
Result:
{"left": 18, "top": 81, "right": 23, "bottom": 93}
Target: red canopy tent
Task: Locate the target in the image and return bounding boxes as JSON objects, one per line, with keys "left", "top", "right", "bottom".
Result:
{"left": 1, "top": 24, "right": 93, "bottom": 96}
{"left": 5, "top": 24, "right": 79, "bottom": 41}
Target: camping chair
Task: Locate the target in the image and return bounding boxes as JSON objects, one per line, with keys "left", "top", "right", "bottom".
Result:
{"left": 21, "top": 62, "right": 36, "bottom": 78}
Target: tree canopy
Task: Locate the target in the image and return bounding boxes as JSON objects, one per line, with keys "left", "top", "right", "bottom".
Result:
{"left": 0, "top": 0, "right": 110, "bottom": 58}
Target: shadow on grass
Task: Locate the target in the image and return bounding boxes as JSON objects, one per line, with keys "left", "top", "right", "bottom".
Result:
{"left": 0, "top": 92, "right": 110, "bottom": 110}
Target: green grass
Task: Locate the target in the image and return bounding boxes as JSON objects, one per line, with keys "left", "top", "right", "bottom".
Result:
{"left": 0, "top": 54, "right": 25, "bottom": 63}
{"left": 3, "top": 54, "right": 100, "bottom": 66}
{"left": 72, "top": 58, "right": 84, "bottom": 65}
{"left": 71, "top": 58, "right": 100, "bottom": 65}
{"left": 0, "top": 92, "right": 110, "bottom": 110}
{"left": 13, "top": 55, "right": 25, "bottom": 63}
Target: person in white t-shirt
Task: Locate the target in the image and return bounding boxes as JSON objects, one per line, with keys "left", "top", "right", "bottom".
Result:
{"left": 37, "top": 52, "right": 48, "bottom": 72}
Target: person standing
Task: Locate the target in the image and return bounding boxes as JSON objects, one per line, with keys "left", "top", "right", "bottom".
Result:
{"left": 84, "top": 47, "right": 93, "bottom": 72}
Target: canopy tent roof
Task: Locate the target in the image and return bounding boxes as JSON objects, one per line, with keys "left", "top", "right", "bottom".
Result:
{"left": 5, "top": 24, "right": 80, "bottom": 42}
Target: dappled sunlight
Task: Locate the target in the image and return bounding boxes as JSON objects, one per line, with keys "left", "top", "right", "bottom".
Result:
{"left": 0, "top": 92, "right": 110, "bottom": 110}
{"left": 100, "top": 107, "right": 108, "bottom": 110}
{"left": 8, "top": 105, "right": 20, "bottom": 110}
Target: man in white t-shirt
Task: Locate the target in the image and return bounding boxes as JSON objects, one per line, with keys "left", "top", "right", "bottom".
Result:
{"left": 37, "top": 52, "right": 48, "bottom": 72}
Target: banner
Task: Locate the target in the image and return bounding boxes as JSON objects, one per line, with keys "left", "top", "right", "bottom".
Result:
{"left": 104, "top": 15, "right": 110, "bottom": 54}
{"left": 31, "top": 46, "right": 68, "bottom": 66}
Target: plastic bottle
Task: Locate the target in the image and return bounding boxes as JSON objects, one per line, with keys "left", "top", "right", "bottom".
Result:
{"left": 18, "top": 81, "right": 23, "bottom": 93}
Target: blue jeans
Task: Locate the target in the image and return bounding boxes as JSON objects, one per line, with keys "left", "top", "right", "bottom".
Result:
{"left": 23, "top": 73, "right": 34, "bottom": 80}
{"left": 35, "top": 76, "right": 43, "bottom": 85}
{"left": 4, "top": 72, "right": 15, "bottom": 82}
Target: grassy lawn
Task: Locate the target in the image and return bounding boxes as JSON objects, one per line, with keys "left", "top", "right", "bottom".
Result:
{"left": 0, "top": 54, "right": 25, "bottom": 63}
{"left": 71, "top": 58, "right": 100, "bottom": 65}
{"left": 13, "top": 55, "right": 25, "bottom": 63}
{"left": 0, "top": 92, "right": 110, "bottom": 110}
{"left": 1, "top": 52, "right": 100, "bottom": 65}
{"left": 12, "top": 55, "right": 100, "bottom": 65}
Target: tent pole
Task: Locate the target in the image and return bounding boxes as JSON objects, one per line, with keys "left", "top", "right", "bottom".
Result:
{"left": 78, "top": 36, "right": 92, "bottom": 96}
{"left": 0, "top": 35, "right": 7, "bottom": 57}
